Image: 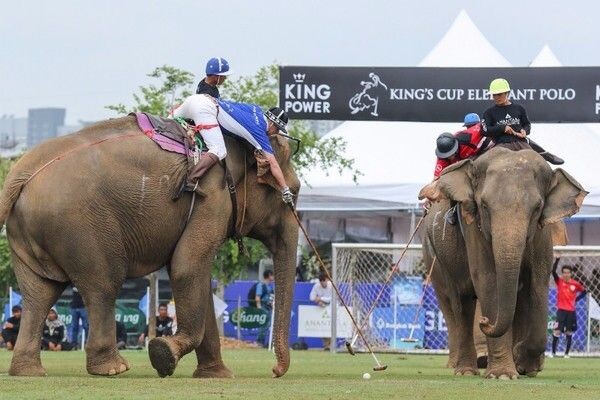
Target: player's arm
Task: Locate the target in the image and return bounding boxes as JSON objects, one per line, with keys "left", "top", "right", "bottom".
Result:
{"left": 552, "top": 257, "right": 560, "bottom": 282}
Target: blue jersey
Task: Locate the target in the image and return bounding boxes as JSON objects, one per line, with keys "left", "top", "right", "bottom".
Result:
{"left": 217, "top": 100, "right": 274, "bottom": 154}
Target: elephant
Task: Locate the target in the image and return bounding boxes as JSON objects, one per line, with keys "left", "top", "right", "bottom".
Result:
{"left": 0, "top": 115, "right": 300, "bottom": 378}
{"left": 420, "top": 147, "right": 587, "bottom": 379}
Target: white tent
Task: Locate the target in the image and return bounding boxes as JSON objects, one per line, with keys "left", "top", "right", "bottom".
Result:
{"left": 529, "top": 44, "right": 562, "bottom": 67}
{"left": 419, "top": 10, "right": 510, "bottom": 67}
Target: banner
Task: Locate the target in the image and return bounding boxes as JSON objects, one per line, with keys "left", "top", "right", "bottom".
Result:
{"left": 279, "top": 66, "right": 600, "bottom": 122}
{"left": 230, "top": 306, "right": 270, "bottom": 329}
{"left": 297, "top": 305, "right": 353, "bottom": 338}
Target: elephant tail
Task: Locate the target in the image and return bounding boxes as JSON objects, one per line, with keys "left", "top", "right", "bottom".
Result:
{"left": 0, "top": 170, "right": 28, "bottom": 226}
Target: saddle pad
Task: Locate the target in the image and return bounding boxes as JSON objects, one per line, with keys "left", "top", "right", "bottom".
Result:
{"left": 133, "top": 112, "right": 191, "bottom": 156}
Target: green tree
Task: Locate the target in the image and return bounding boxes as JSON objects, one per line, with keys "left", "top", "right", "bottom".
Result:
{"left": 106, "top": 65, "right": 194, "bottom": 116}
{"left": 0, "top": 157, "right": 19, "bottom": 297}
{"left": 107, "top": 63, "right": 360, "bottom": 287}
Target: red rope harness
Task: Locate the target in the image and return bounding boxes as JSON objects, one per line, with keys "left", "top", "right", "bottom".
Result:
{"left": 24, "top": 133, "right": 141, "bottom": 186}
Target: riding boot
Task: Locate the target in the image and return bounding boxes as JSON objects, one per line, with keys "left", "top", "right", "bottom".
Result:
{"left": 528, "top": 139, "right": 564, "bottom": 165}
{"left": 172, "top": 153, "right": 220, "bottom": 200}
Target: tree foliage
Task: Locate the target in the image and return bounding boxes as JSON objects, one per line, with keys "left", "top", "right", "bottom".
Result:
{"left": 0, "top": 158, "right": 19, "bottom": 296}
{"left": 106, "top": 65, "right": 194, "bottom": 117}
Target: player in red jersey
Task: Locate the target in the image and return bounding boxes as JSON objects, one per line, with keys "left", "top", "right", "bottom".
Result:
{"left": 550, "top": 258, "right": 586, "bottom": 358}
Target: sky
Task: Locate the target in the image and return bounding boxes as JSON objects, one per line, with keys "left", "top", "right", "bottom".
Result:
{"left": 1, "top": 0, "right": 599, "bottom": 124}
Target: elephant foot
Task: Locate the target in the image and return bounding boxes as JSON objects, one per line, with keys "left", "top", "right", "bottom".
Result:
{"left": 193, "top": 363, "right": 234, "bottom": 379}
{"left": 454, "top": 366, "right": 479, "bottom": 376}
{"left": 86, "top": 353, "right": 130, "bottom": 376}
{"left": 477, "top": 355, "right": 488, "bottom": 369}
{"left": 9, "top": 360, "right": 47, "bottom": 377}
{"left": 149, "top": 337, "right": 179, "bottom": 378}
{"left": 485, "top": 366, "right": 519, "bottom": 380}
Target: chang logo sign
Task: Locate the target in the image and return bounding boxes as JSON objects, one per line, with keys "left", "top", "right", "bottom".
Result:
{"left": 283, "top": 73, "right": 331, "bottom": 114}
{"left": 348, "top": 73, "right": 389, "bottom": 117}
{"left": 230, "top": 307, "right": 269, "bottom": 329}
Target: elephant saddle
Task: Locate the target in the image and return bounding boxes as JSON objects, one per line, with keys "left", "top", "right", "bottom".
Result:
{"left": 132, "top": 112, "right": 198, "bottom": 157}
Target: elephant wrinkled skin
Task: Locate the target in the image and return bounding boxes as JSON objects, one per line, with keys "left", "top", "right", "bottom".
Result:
{"left": 420, "top": 147, "right": 587, "bottom": 379}
{"left": 0, "top": 116, "right": 300, "bottom": 378}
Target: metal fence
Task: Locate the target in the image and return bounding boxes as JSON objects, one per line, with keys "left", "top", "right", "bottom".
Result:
{"left": 331, "top": 244, "right": 600, "bottom": 356}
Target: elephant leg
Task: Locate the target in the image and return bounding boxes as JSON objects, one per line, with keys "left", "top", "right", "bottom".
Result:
{"left": 485, "top": 332, "right": 518, "bottom": 379}
{"left": 148, "top": 237, "right": 221, "bottom": 378}
{"left": 433, "top": 288, "right": 458, "bottom": 368}
{"left": 9, "top": 261, "right": 67, "bottom": 376}
{"left": 192, "top": 282, "right": 233, "bottom": 378}
{"left": 79, "top": 278, "right": 130, "bottom": 376}
{"left": 453, "top": 295, "right": 479, "bottom": 376}
{"left": 513, "top": 264, "right": 549, "bottom": 377}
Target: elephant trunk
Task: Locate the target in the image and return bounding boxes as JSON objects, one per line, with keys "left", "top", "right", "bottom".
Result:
{"left": 479, "top": 222, "right": 527, "bottom": 338}
{"left": 270, "top": 221, "right": 299, "bottom": 378}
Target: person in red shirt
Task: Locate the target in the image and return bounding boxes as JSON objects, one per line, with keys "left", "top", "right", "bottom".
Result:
{"left": 428, "top": 113, "right": 490, "bottom": 224}
{"left": 433, "top": 113, "right": 488, "bottom": 178}
{"left": 550, "top": 258, "right": 586, "bottom": 358}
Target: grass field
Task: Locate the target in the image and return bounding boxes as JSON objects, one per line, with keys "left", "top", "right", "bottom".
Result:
{"left": 0, "top": 349, "right": 598, "bottom": 399}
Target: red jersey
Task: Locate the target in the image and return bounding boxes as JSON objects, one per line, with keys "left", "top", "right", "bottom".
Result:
{"left": 433, "top": 123, "right": 486, "bottom": 178}
{"left": 555, "top": 277, "right": 585, "bottom": 312}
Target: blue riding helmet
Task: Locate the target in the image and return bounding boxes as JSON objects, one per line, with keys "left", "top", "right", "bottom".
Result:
{"left": 463, "top": 112, "right": 480, "bottom": 127}
{"left": 205, "top": 57, "right": 233, "bottom": 76}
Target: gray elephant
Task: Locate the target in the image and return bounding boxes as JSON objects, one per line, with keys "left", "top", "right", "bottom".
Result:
{"left": 420, "top": 147, "right": 586, "bottom": 378}
{"left": 0, "top": 115, "right": 300, "bottom": 378}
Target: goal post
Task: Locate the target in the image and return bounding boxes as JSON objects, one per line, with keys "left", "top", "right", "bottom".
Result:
{"left": 330, "top": 243, "right": 600, "bottom": 356}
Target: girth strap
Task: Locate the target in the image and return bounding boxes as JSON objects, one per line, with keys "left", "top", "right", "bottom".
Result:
{"left": 223, "top": 160, "right": 245, "bottom": 253}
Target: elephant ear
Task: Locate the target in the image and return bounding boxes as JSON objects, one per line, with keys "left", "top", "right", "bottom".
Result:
{"left": 549, "top": 220, "right": 569, "bottom": 246}
{"left": 541, "top": 169, "right": 588, "bottom": 227}
{"left": 436, "top": 159, "right": 477, "bottom": 224}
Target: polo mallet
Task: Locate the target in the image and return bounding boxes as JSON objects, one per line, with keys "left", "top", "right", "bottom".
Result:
{"left": 400, "top": 256, "right": 437, "bottom": 343}
{"left": 289, "top": 205, "right": 387, "bottom": 371}
{"left": 345, "top": 214, "right": 427, "bottom": 355}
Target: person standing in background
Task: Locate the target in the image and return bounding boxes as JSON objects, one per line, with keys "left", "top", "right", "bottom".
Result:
{"left": 69, "top": 286, "right": 88, "bottom": 347}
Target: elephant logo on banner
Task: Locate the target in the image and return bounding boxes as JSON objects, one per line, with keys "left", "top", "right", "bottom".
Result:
{"left": 348, "top": 73, "right": 388, "bottom": 117}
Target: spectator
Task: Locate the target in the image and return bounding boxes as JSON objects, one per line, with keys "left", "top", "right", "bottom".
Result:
{"left": 116, "top": 320, "right": 127, "bottom": 350}
{"left": 42, "top": 308, "right": 65, "bottom": 351}
{"left": 138, "top": 303, "right": 174, "bottom": 345}
{"left": 310, "top": 273, "right": 333, "bottom": 350}
{"left": 255, "top": 270, "right": 274, "bottom": 347}
{"left": 550, "top": 259, "right": 586, "bottom": 358}
{"left": 69, "top": 286, "right": 88, "bottom": 346}
{"left": 2, "top": 305, "right": 21, "bottom": 351}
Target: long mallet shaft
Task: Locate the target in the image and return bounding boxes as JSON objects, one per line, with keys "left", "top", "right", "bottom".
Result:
{"left": 289, "top": 206, "right": 387, "bottom": 371}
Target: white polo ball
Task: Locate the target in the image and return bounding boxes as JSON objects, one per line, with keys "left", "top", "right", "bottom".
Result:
{"left": 362, "top": 372, "right": 371, "bottom": 380}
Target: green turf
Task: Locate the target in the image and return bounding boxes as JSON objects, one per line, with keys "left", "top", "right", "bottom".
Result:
{"left": 0, "top": 349, "right": 598, "bottom": 399}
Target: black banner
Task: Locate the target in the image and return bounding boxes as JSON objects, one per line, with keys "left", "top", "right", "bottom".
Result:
{"left": 279, "top": 66, "right": 600, "bottom": 122}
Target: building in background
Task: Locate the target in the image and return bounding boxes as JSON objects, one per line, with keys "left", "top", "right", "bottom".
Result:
{"left": 0, "top": 115, "right": 28, "bottom": 157}
{"left": 27, "top": 107, "right": 66, "bottom": 148}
